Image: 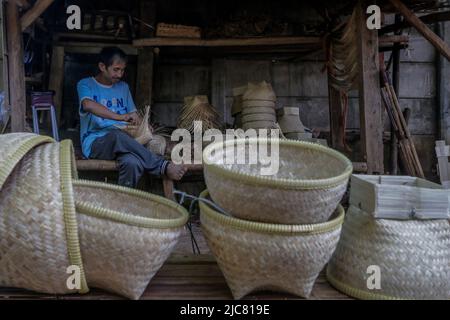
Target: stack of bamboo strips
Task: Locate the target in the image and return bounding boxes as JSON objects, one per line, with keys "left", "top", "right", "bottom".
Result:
{"left": 380, "top": 70, "right": 424, "bottom": 178}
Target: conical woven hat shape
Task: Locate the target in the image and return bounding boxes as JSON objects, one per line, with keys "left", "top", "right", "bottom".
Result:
{"left": 243, "top": 81, "right": 276, "bottom": 102}
{"left": 184, "top": 95, "right": 209, "bottom": 108}
{"left": 0, "top": 134, "right": 88, "bottom": 294}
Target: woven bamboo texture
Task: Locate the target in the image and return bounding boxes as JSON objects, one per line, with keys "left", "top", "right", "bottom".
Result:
{"left": 0, "top": 138, "right": 88, "bottom": 294}
{"left": 115, "top": 106, "right": 152, "bottom": 145}
{"left": 73, "top": 180, "right": 189, "bottom": 299}
{"left": 203, "top": 138, "right": 352, "bottom": 224}
{"left": 0, "top": 133, "right": 189, "bottom": 299}
{"left": 0, "top": 133, "right": 53, "bottom": 190}
{"left": 199, "top": 190, "right": 344, "bottom": 299}
{"left": 327, "top": 205, "right": 450, "bottom": 300}
{"left": 240, "top": 81, "right": 277, "bottom": 130}
{"left": 350, "top": 175, "right": 450, "bottom": 219}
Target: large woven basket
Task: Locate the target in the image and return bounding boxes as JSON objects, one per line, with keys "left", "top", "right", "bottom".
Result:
{"left": 326, "top": 205, "right": 450, "bottom": 300}
{"left": 0, "top": 133, "right": 189, "bottom": 299}
{"left": 203, "top": 138, "right": 352, "bottom": 224}
{"left": 73, "top": 179, "right": 189, "bottom": 299}
{"left": 0, "top": 133, "right": 88, "bottom": 295}
{"left": 199, "top": 190, "right": 345, "bottom": 299}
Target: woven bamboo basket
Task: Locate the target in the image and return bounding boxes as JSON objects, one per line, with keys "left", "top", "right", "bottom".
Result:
{"left": 0, "top": 133, "right": 189, "bottom": 299}
{"left": 0, "top": 134, "right": 88, "bottom": 295}
{"left": 199, "top": 190, "right": 345, "bottom": 299}
{"left": 203, "top": 138, "right": 352, "bottom": 224}
{"left": 73, "top": 179, "right": 189, "bottom": 299}
{"left": 326, "top": 205, "right": 450, "bottom": 300}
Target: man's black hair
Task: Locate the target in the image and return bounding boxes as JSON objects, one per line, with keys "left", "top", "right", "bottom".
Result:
{"left": 99, "top": 47, "right": 128, "bottom": 67}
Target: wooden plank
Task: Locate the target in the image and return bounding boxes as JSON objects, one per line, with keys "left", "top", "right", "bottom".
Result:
{"left": 162, "top": 178, "right": 175, "bottom": 200}
{"left": 356, "top": 0, "right": 384, "bottom": 174}
{"left": 328, "top": 82, "right": 346, "bottom": 152}
{"left": 60, "top": 42, "right": 138, "bottom": 55}
{"left": 7, "top": 0, "right": 26, "bottom": 132}
{"left": 76, "top": 160, "right": 118, "bottom": 171}
{"left": 134, "top": 35, "right": 407, "bottom": 48}
{"left": 135, "top": 1, "right": 156, "bottom": 108}
{"left": 380, "top": 10, "right": 450, "bottom": 34}
{"left": 20, "top": 0, "right": 54, "bottom": 31}
{"left": 48, "top": 46, "right": 64, "bottom": 124}
{"left": 136, "top": 49, "right": 154, "bottom": 107}
{"left": 388, "top": 0, "right": 450, "bottom": 62}
{"left": 134, "top": 36, "right": 322, "bottom": 47}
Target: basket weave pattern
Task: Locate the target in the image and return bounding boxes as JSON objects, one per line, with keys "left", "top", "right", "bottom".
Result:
{"left": 0, "top": 143, "right": 81, "bottom": 294}
{"left": 327, "top": 205, "right": 450, "bottom": 299}
{"left": 200, "top": 191, "right": 344, "bottom": 299}
{"left": 203, "top": 139, "right": 352, "bottom": 224}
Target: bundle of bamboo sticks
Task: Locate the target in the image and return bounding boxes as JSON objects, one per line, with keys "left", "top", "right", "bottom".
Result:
{"left": 380, "top": 70, "right": 424, "bottom": 178}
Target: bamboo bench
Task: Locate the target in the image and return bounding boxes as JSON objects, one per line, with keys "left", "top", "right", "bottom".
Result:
{"left": 76, "top": 159, "right": 203, "bottom": 200}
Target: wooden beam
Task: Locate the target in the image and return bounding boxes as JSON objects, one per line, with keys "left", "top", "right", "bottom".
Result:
{"left": 378, "top": 35, "right": 409, "bottom": 44}
{"left": 57, "top": 42, "right": 138, "bottom": 55}
{"left": 356, "top": 0, "right": 384, "bottom": 174}
{"left": 48, "top": 46, "right": 64, "bottom": 124}
{"left": 21, "top": 0, "right": 54, "bottom": 31}
{"left": 7, "top": 0, "right": 26, "bottom": 132}
{"left": 388, "top": 0, "right": 450, "bottom": 61}
{"left": 328, "top": 83, "right": 346, "bottom": 152}
{"left": 76, "top": 160, "right": 118, "bottom": 171}
{"left": 380, "top": 10, "right": 450, "bottom": 34}
{"left": 15, "top": 0, "right": 30, "bottom": 9}
{"left": 133, "top": 36, "right": 322, "bottom": 47}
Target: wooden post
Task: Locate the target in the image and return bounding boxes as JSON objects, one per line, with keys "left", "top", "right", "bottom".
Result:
{"left": 390, "top": 14, "right": 402, "bottom": 175}
{"left": 135, "top": 0, "right": 156, "bottom": 108}
{"left": 388, "top": 0, "right": 450, "bottom": 62}
{"left": 328, "top": 82, "right": 346, "bottom": 152}
{"left": 7, "top": 0, "right": 26, "bottom": 132}
{"left": 356, "top": 0, "right": 384, "bottom": 174}
{"left": 48, "top": 46, "right": 64, "bottom": 124}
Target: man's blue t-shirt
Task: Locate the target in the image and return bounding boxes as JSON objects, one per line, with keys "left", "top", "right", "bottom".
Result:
{"left": 77, "top": 77, "right": 136, "bottom": 158}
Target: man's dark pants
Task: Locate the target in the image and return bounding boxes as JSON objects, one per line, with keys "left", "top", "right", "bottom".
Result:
{"left": 90, "top": 129, "right": 168, "bottom": 188}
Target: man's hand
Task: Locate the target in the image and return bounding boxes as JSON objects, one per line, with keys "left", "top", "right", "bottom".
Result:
{"left": 121, "top": 112, "right": 141, "bottom": 125}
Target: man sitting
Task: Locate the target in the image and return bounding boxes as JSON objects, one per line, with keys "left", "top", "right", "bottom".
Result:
{"left": 77, "top": 46, "right": 186, "bottom": 188}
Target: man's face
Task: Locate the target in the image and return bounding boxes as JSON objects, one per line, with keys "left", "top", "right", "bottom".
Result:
{"left": 99, "top": 58, "right": 126, "bottom": 84}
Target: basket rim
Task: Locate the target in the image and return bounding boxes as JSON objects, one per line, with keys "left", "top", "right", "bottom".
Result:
{"left": 326, "top": 267, "right": 404, "bottom": 300}
{"left": 199, "top": 190, "right": 344, "bottom": 234}
{"left": 203, "top": 138, "right": 353, "bottom": 190}
{"left": 0, "top": 134, "right": 54, "bottom": 191}
{"left": 60, "top": 140, "right": 89, "bottom": 294}
{"left": 73, "top": 179, "right": 189, "bottom": 228}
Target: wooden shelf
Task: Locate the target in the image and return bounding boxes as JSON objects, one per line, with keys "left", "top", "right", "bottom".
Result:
{"left": 133, "top": 36, "right": 322, "bottom": 47}
{"left": 133, "top": 35, "right": 409, "bottom": 48}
